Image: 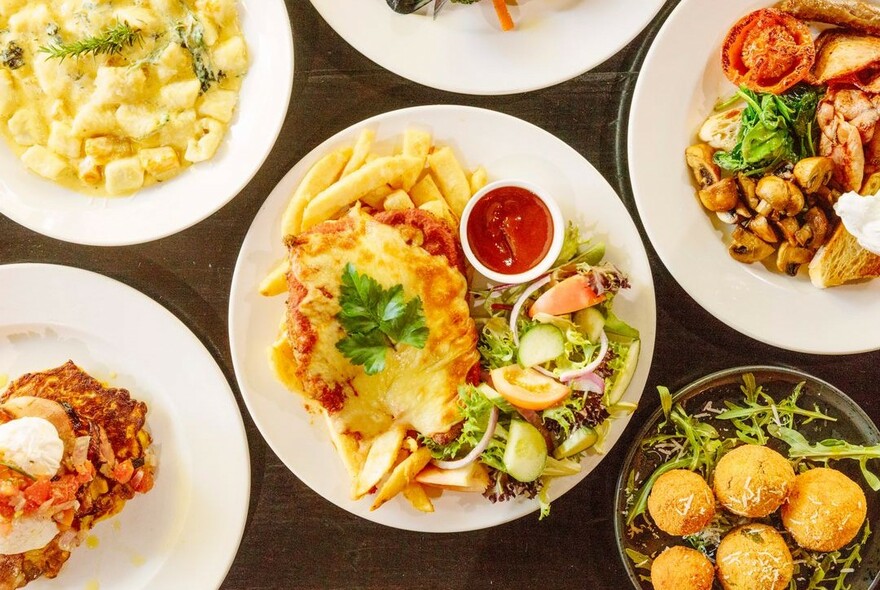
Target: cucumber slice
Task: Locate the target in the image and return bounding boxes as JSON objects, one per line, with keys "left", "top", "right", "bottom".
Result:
{"left": 553, "top": 426, "right": 598, "bottom": 459}
{"left": 477, "top": 383, "right": 516, "bottom": 414}
{"left": 503, "top": 420, "right": 547, "bottom": 482}
{"left": 605, "top": 339, "right": 641, "bottom": 405}
{"left": 581, "top": 243, "right": 606, "bottom": 266}
{"left": 517, "top": 324, "right": 564, "bottom": 368}
{"left": 573, "top": 307, "right": 605, "bottom": 343}
{"left": 604, "top": 310, "right": 640, "bottom": 340}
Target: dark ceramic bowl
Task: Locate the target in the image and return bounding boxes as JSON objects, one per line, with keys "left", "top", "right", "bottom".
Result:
{"left": 614, "top": 366, "right": 880, "bottom": 590}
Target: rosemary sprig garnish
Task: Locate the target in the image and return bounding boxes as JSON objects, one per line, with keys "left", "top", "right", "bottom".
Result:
{"left": 39, "top": 22, "right": 142, "bottom": 62}
{"left": 0, "top": 461, "right": 34, "bottom": 480}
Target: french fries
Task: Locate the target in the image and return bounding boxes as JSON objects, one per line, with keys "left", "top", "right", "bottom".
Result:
{"left": 264, "top": 127, "right": 496, "bottom": 514}
{"left": 281, "top": 147, "right": 352, "bottom": 237}
{"left": 469, "top": 166, "right": 488, "bottom": 196}
{"left": 402, "top": 482, "right": 435, "bottom": 513}
{"left": 428, "top": 146, "right": 471, "bottom": 218}
{"left": 415, "top": 462, "right": 491, "bottom": 493}
{"left": 395, "top": 128, "right": 432, "bottom": 191}
{"left": 409, "top": 174, "right": 444, "bottom": 206}
{"left": 259, "top": 259, "right": 289, "bottom": 297}
{"left": 360, "top": 184, "right": 393, "bottom": 209}
{"left": 341, "top": 129, "right": 375, "bottom": 178}
{"left": 382, "top": 189, "right": 415, "bottom": 211}
{"left": 355, "top": 426, "right": 407, "bottom": 499}
{"left": 301, "top": 155, "right": 421, "bottom": 230}
{"left": 371, "top": 446, "right": 432, "bottom": 511}
{"left": 418, "top": 200, "right": 456, "bottom": 228}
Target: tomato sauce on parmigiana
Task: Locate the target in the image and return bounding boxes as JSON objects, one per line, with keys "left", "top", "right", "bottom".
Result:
{"left": 466, "top": 186, "right": 554, "bottom": 274}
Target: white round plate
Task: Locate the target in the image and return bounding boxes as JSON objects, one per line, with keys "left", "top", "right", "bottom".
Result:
{"left": 229, "top": 104, "right": 657, "bottom": 532}
{"left": 308, "top": 0, "right": 665, "bottom": 95}
{"left": 0, "top": 0, "right": 293, "bottom": 246}
{"left": 0, "top": 264, "right": 249, "bottom": 589}
{"left": 629, "top": 0, "right": 880, "bottom": 355}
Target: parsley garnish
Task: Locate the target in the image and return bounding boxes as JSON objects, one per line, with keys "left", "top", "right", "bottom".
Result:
{"left": 335, "top": 263, "right": 428, "bottom": 375}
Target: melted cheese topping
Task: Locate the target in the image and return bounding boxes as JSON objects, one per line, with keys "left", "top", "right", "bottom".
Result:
{"left": 0, "top": 0, "right": 247, "bottom": 195}
{"left": 288, "top": 211, "right": 479, "bottom": 488}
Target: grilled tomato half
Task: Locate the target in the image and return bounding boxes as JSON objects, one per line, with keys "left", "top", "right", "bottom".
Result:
{"left": 722, "top": 8, "right": 815, "bottom": 95}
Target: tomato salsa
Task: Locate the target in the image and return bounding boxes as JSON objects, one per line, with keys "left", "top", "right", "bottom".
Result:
{"left": 466, "top": 186, "right": 554, "bottom": 274}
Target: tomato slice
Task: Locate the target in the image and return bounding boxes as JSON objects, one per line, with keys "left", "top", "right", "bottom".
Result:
{"left": 130, "top": 468, "right": 154, "bottom": 494}
{"left": 23, "top": 479, "right": 52, "bottom": 512}
{"left": 529, "top": 275, "right": 605, "bottom": 318}
{"left": 113, "top": 459, "right": 134, "bottom": 484}
{"left": 490, "top": 365, "right": 571, "bottom": 411}
{"left": 721, "top": 8, "right": 815, "bottom": 95}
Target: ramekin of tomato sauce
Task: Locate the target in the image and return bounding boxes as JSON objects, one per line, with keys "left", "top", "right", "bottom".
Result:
{"left": 460, "top": 179, "right": 564, "bottom": 284}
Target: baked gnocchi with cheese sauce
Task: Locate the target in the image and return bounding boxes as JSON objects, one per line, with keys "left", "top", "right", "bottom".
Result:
{"left": 0, "top": 0, "right": 248, "bottom": 195}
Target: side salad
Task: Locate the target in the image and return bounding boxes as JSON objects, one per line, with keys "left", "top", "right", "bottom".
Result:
{"left": 425, "top": 224, "right": 642, "bottom": 517}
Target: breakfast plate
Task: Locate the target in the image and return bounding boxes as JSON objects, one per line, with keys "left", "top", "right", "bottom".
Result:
{"left": 228, "top": 104, "right": 657, "bottom": 532}
{"left": 628, "top": 0, "right": 880, "bottom": 354}
{"left": 308, "top": 0, "right": 666, "bottom": 95}
{"left": 0, "top": 263, "right": 249, "bottom": 589}
{"left": 0, "top": 0, "right": 293, "bottom": 246}
{"left": 614, "top": 366, "right": 880, "bottom": 589}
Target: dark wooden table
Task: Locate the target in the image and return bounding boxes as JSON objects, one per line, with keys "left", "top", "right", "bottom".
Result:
{"left": 1, "top": 1, "right": 878, "bottom": 588}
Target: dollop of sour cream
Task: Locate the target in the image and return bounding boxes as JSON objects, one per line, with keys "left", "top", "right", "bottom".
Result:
{"left": 835, "top": 192, "right": 880, "bottom": 255}
{"left": 0, "top": 417, "right": 64, "bottom": 478}
{"left": 0, "top": 417, "right": 65, "bottom": 554}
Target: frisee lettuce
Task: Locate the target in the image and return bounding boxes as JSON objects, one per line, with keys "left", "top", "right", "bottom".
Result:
{"left": 424, "top": 385, "right": 493, "bottom": 460}
{"left": 477, "top": 317, "right": 517, "bottom": 370}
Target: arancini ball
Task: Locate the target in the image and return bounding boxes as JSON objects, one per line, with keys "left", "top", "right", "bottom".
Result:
{"left": 716, "top": 524, "right": 793, "bottom": 590}
{"left": 647, "top": 469, "right": 716, "bottom": 536}
{"left": 650, "top": 545, "right": 714, "bottom": 590}
{"left": 781, "top": 467, "right": 867, "bottom": 552}
{"left": 713, "top": 445, "right": 795, "bottom": 517}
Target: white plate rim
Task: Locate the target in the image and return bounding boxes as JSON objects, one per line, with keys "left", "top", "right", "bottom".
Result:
{"left": 0, "top": 0, "right": 294, "bottom": 247}
{"left": 228, "top": 103, "right": 657, "bottom": 532}
{"left": 307, "top": 0, "right": 665, "bottom": 96}
{"left": 0, "top": 262, "right": 250, "bottom": 589}
{"left": 628, "top": 0, "right": 880, "bottom": 355}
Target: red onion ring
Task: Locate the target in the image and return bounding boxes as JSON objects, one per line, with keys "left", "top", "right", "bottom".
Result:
{"left": 572, "top": 372, "right": 605, "bottom": 394}
{"left": 559, "top": 330, "right": 608, "bottom": 383}
{"left": 510, "top": 276, "right": 551, "bottom": 346}
{"left": 433, "top": 405, "right": 499, "bottom": 470}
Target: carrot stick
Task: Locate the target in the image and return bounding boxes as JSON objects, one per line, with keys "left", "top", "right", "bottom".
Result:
{"left": 492, "top": 0, "right": 514, "bottom": 31}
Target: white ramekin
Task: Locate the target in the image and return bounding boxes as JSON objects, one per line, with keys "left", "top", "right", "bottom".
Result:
{"left": 459, "top": 179, "right": 565, "bottom": 285}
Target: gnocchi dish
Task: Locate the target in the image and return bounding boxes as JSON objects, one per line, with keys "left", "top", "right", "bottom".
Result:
{"left": 0, "top": 0, "right": 248, "bottom": 196}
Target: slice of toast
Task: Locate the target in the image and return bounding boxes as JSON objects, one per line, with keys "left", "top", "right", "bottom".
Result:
{"left": 809, "top": 223, "right": 880, "bottom": 288}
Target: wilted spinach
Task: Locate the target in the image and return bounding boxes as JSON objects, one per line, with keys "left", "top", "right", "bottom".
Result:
{"left": 714, "top": 84, "right": 825, "bottom": 177}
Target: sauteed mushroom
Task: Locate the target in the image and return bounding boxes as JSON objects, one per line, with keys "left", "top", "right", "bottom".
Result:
{"left": 775, "top": 216, "right": 801, "bottom": 246}
{"left": 729, "top": 227, "right": 775, "bottom": 263}
{"left": 756, "top": 176, "right": 805, "bottom": 216}
{"left": 776, "top": 242, "right": 814, "bottom": 276}
{"left": 793, "top": 157, "right": 834, "bottom": 193}
{"left": 748, "top": 215, "right": 778, "bottom": 243}
{"left": 686, "top": 144, "right": 721, "bottom": 189}
{"left": 803, "top": 207, "right": 829, "bottom": 248}
{"left": 699, "top": 177, "right": 739, "bottom": 212}
{"left": 794, "top": 224, "right": 813, "bottom": 247}
{"left": 737, "top": 174, "right": 760, "bottom": 210}
{"left": 734, "top": 200, "right": 753, "bottom": 219}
